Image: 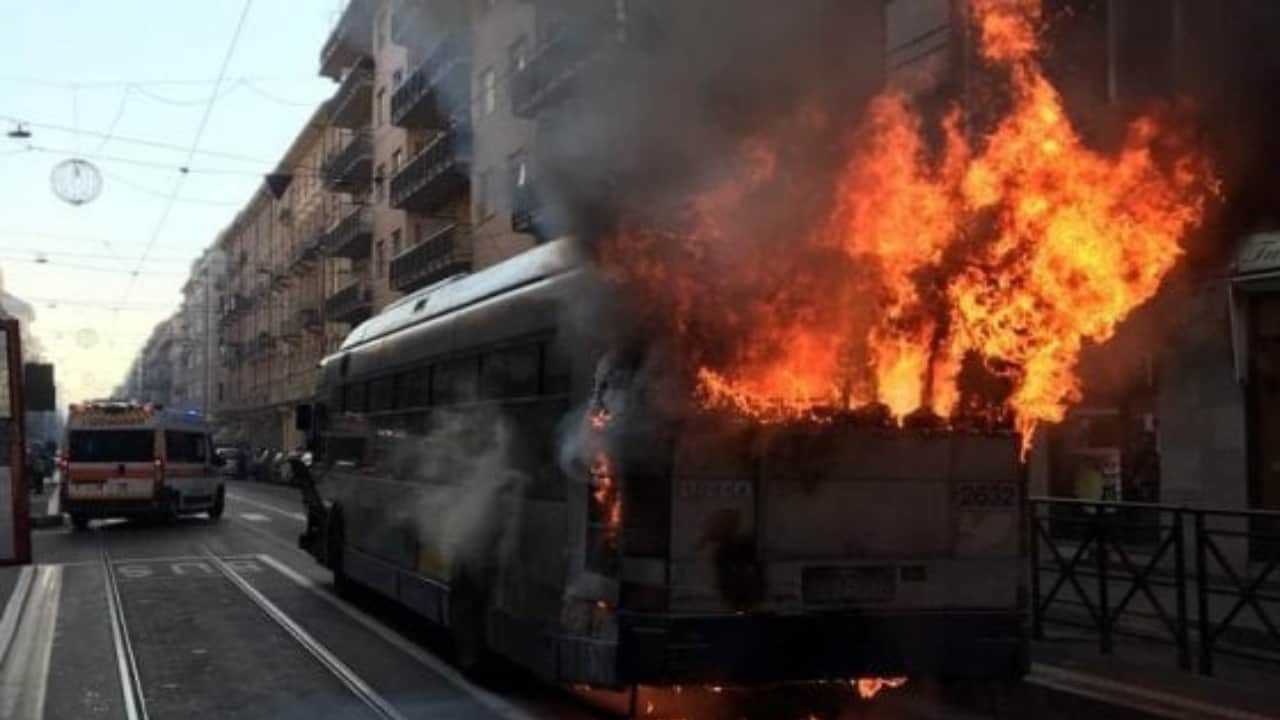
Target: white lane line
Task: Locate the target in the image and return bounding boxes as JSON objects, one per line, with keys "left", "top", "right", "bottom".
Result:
{"left": 0, "top": 566, "right": 34, "bottom": 665}
{"left": 103, "top": 550, "right": 148, "bottom": 720}
{"left": 226, "top": 492, "right": 307, "bottom": 522}
{"left": 256, "top": 553, "right": 539, "bottom": 720}
{"left": 238, "top": 512, "right": 272, "bottom": 523}
{"left": 203, "top": 550, "right": 406, "bottom": 720}
{"left": 1027, "top": 662, "right": 1275, "bottom": 720}
{"left": 0, "top": 566, "right": 62, "bottom": 720}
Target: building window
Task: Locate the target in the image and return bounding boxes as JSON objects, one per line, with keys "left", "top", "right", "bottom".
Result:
{"left": 376, "top": 241, "right": 386, "bottom": 278}
{"left": 509, "top": 149, "right": 528, "bottom": 188}
{"left": 477, "top": 169, "right": 493, "bottom": 219}
{"left": 391, "top": 228, "right": 402, "bottom": 257}
{"left": 374, "top": 162, "right": 386, "bottom": 202}
{"left": 375, "top": 86, "right": 386, "bottom": 126}
{"left": 481, "top": 68, "right": 496, "bottom": 115}
{"left": 375, "top": 8, "right": 388, "bottom": 50}
{"left": 391, "top": 148, "right": 402, "bottom": 173}
{"left": 510, "top": 35, "right": 529, "bottom": 73}
{"left": 392, "top": 67, "right": 403, "bottom": 88}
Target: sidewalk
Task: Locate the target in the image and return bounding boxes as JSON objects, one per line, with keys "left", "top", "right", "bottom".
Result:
{"left": 1031, "top": 631, "right": 1280, "bottom": 719}
{"left": 27, "top": 475, "right": 61, "bottom": 529}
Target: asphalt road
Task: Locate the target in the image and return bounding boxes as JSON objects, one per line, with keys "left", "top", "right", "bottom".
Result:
{"left": 0, "top": 479, "right": 1164, "bottom": 720}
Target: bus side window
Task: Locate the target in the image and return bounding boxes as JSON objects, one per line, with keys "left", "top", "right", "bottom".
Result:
{"left": 343, "top": 382, "right": 367, "bottom": 413}
{"left": 433, "top": 356, "right": 479, "bottom": 405}
{"left": 398, "top": 368, "right": 430, "bottom": 410}
{"left": 481, "top": 345, "right": 540, "bottom": 400}
{"left": 368, "top": 376, "right": 395, "bottom": 412}
{"left": 542, "top": 341, "right": 571, "bottom": 396}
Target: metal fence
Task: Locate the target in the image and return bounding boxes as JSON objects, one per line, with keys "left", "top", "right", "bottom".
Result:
{"left": 1029, "top": 497, "right": 1280, "bottom": 675}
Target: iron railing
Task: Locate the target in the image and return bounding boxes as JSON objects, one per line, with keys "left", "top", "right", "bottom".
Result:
{"left": 1031, "top": 497, "right": 1280, "bottom": 675}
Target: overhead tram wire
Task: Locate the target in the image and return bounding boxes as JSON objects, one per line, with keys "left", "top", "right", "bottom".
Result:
{"left": 119, "top": 0, "right": 257, "bottom": 311}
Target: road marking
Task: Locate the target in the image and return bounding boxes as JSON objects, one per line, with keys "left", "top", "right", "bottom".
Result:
{"left": 103, "top": 550, "right": 149, "bottom": 720}
{"left": 256, "top": 553, "right": 539, "bottom": 720}
{"left": 226, "top": 492, "right": 306, "bottom": 522}
{"left": 202, "top": 549, "right": 407, "bottom": 720}
{"left": 0, "top": 566, "right": 62, "bottom": 720}
{"left": 1027, "top": 662, "right": 1275, "bottom": 720}
{"left": 238, "top": 512, "right": 272, "bottom": 523}
{"left": 0, "top": 565, "right": 34, "bottom": 666}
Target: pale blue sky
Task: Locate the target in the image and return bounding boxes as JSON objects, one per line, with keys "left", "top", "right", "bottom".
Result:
{"left": 0, "top": 1, "right": 343, "bottom": 403}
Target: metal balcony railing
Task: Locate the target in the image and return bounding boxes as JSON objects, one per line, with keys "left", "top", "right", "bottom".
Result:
{"left": 299, "top": 307, "right": 322, "bottom": 331}
{"left": 1030, "top": 497, "right": 1280, "bottom": 676}
{"left": 290, "top": 230, "right": 324, "bottom": 273}
{"left": 512, "top": 25, "right": 605, "bottom": 118}
{"left": 320, "top": 206, "right": 372, "bottom": 260}
{"left": 391, "top": 33, "right": 469, "bottom": 129}
{"left": 389, "top": 223, "right": 472, "bottom": 294}
{"left": 322, "top": 130, "right": 373, "bottom": 192}
{"left": 320, "top": 0, "right": 374, "bottom": 80}
{"left": 510, "top": 179, "right": 565, "bottom": 243}
{"left": 389, "top": 130, "right": 470, "bottom": 212}
{"left": 325, "top": 281, "right": 373, "bottom": 325}
{"left": 329, "top": 62, "right": 374, "bottom": 128}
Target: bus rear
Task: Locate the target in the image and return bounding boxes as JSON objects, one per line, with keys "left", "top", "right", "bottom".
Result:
{"left": 571, "top": 412, "right": 1027, "bottom": 687}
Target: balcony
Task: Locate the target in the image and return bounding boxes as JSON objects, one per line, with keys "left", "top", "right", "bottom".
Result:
{"left": 510, "top": 180, "right": 565, "bottom": 243}
{"left": 270, "top": 267, "right": 290, "bottom": 291}
{"left": 389, "top": 223, "right": 472, "bottom": 294}
{"left": 321, "top": 206, "right": 373, "bottom": 259}
{"left": 326, "top": 281, "right": 373, "bottom": 325}
{"left": 512, "top": 28, "right": 603, "bottom": 118}
{"left": 391, "top": 33, "right": 469, "bottom": 129}
{"left": 389, "top": 130, "right": 471, "bottom": 212}
{"left": 290, "top": 231, "right": 324, "bottom": 273}
{"left": 252, "top": 332, "right": 273, "bottom": 358}
{"left": 281, "top": 315, "right": 303, "bottom": 344}
{"left": 220, "top": 343, "right": 242, "bottom": 368}
{"left": 319, "top": 0, "right": 374, "bottom": 80}
{"left": 322, "top": 130, "right": 373, "bottom": 193}
{"left": 391, "top": 0, "right": 467, "bottom": 49}
{"left": 329, "top": 61, "right": 374, "bottom": 128}
{"left": 299, "top": 307, "right": 322, "bottom": 332}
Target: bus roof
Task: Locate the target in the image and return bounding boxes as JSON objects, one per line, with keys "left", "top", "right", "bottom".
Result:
{"left": 330, "top": 238, "right": 581, "bottom": 358}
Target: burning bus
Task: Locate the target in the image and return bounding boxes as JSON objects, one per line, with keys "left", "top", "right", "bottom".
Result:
{"left": 296, "top": 0, "right": 1216, "bottom": 694}
{"left": 297, "top": 239, "right": 1027, "bottom": 687}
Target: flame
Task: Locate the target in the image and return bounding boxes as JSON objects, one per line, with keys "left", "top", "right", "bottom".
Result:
{"left": 600, "top": 0, "right": 1217, "bottom": 447}
{"left": 852, "top": 676, "right": 908, "bottom": 700}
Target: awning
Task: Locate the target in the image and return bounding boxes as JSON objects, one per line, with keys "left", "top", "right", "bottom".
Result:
{"left": 1233, "top": 232, "right": 1280, "bottom": 291}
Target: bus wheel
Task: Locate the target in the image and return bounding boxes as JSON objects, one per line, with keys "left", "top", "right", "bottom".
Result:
{"left": 449, "top": 571, "right": 495, "bottom": 678}
{"left": 69, "top": 513, "right": 89, "bottom": 531}
{"left": 208, "top": 487, "right": 225, "bottom": 520}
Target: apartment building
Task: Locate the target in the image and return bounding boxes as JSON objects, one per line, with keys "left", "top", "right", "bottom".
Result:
{"left": 170, "top": 246, "right": 226, "bottom": 415}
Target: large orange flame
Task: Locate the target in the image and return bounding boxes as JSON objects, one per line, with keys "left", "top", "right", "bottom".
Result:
{"left": 600, "top": 0, "right": 1218, "bottom": 447}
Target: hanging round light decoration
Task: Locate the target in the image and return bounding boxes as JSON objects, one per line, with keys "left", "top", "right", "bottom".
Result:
{"left": 50, "top": 158, "right": 103, "bottom": 206}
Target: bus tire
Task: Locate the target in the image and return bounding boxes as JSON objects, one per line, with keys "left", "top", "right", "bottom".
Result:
{"left": 449, "top": 571, "right": 496, "bottom": 678}
{"left": 69, "top": 513, "right": 89, "bottom": 531}
{"left": 208, "top": 486, "right": 225, "bottom": 520}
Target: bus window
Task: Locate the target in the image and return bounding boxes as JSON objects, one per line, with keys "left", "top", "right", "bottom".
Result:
{"left": 343, "top": 382, "right": 367, "bottom": 413}
{"left": 327, "top": 435, "right": 367, "bottom": 467}
{"left": 433, "top": 356, "right": 479, "bottom": 405}
{"left": 480, "top": 345, "right": 540, "bottom": 400}
{"left": 398, "top": 367, "right": 430, "bottom": 409}
{"left": 543, "top": 341, "right": 571, "bottom": 396}
{"left": 165, "top": 431, "right": 208, "bottom": 463}
{"left": 369, "top": 376, "right": 396, "bottom": 412}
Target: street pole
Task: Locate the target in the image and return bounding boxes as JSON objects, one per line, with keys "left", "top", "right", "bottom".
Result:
{"left": 204, "top": 265, "right": 212, "bottom": 417}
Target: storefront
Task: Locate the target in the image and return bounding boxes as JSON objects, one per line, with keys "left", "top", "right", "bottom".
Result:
{"left": 1231, "top": 232, "right": 1280, "bottom": 559}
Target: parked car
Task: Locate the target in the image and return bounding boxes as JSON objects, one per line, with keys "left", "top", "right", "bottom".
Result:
{"left": 214, "top": 446, "right": 247, "bottom": 479}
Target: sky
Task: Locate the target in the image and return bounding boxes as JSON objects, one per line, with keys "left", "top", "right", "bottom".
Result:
{"left": 0, "top": 1, "right": 344, "bottom": 404}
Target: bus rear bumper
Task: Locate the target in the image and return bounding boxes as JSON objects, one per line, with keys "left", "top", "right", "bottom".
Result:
{"left": 611, "top": 609, "right": 1028, "bottom": 686}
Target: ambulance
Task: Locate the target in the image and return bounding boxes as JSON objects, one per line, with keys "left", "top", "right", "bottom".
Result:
{"left": 61, "top": 400, "right": 225, "bottom": 529}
